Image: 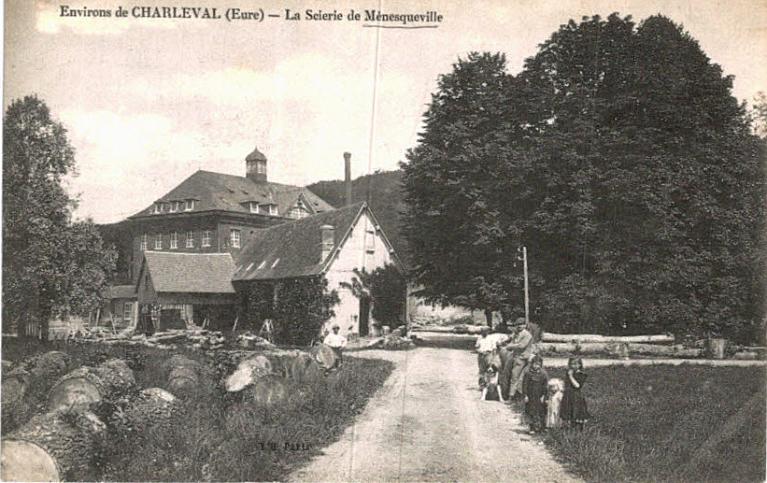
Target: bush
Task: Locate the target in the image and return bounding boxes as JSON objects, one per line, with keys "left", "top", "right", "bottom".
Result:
{"left": 239, "top": 276, "right": 339, "bottom": 345}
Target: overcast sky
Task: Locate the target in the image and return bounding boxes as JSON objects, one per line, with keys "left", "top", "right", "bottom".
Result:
{"left": 5, "top": 0, "right": 766, "bottom": 223}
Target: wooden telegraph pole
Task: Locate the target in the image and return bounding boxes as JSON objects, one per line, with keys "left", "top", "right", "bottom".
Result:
{"left": 522, "top": 246, "right": 529, "bottom": 325}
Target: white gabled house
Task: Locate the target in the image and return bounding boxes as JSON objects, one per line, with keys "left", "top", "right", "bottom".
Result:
{"left": 232, "top": 202, "right": 406, "bottom": 337}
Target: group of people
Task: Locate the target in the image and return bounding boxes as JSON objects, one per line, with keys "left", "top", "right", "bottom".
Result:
{"left": 476, "top": 318, "right": 590, "bottom": 434}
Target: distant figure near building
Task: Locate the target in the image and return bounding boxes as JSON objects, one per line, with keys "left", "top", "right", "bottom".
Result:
{"left": 323, "top": 324, "right": 348, "bottom": 368}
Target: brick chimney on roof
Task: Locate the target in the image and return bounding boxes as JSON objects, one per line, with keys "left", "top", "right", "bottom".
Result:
{"left": 246, "top": 146, "right": 267, "bottom": 183}
{"left": 344, "top": 152, "right": 352, "bottom": 206}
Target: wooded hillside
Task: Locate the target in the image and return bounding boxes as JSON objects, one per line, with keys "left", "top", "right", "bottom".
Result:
{"left": 308, "top": 170, "right": 409, "bottom": 266}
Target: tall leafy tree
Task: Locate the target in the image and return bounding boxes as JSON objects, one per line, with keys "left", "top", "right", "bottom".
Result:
{"left": 402, "top": 15, "right": 766, "bottom": 341}
{"left": 3, "top": 96, "right": 116, "bottom": 336}
{"left": 401, "top": 52, "right": 527, "bottom": 322}
{"left": 520, "top": 14, "right": 765, "bottom": 340}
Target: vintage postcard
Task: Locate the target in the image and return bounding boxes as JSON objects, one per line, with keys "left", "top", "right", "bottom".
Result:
{"left": 2, "top": 0, "right": 766, "bottom": 481}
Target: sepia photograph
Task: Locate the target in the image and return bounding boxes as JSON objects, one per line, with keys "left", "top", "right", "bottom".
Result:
{"left": 2, "top": 0, "right": 766, "bottom": 481}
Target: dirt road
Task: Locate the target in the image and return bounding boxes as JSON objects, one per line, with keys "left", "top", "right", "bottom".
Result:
{"left": 290, "top": 347, "right": 581, "bottom": 482}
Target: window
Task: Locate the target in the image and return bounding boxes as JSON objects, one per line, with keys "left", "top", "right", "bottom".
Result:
{"left": 140, "top": 233, "right": 147, "bottom": 251}
{"left": 184, "top": 199, "right": 195, "bottom": 211}
{"left": 249, "top": 202, "right": 259, "bottom": 213}
{"left": 185, "top": 231, "right": 194, "bottom": 248}
{"left": 154, "top": 234, "right": 162, "bottom": 250}
{"left": 202, "top": 230, "right": 212, "bottom": 247}
{"left": 153, "top": 203, "right": 161, "bottom": 214}
{"left": 169, "top": 202, "right": 178, "bottom": 213}
{"left": 170, "top": 232, "right": 178, "bottom": 249}
{"left": 230, "top": 229, "right": 241, "bottom": 248}
{"left": 365, "top": 229, "right": 375, "bottom": 254}
{"left": 256, "top": 161, "right": 266, "bottom": 174}
{"left": 123, "top": 302, "right": 132, "bottom": 323}
{"left": 269, "top": 205, "right": 278, "bottom": 216}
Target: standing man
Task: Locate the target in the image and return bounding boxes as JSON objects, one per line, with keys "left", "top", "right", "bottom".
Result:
{"left": 323, "top": 324, "right": 348, "bottom": 369}
{"left": 501, "top": 317, "right": 536, "bottom": 401}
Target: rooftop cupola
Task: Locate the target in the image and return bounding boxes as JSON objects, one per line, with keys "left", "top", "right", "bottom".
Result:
{"left": 246, "top": 146, "right": 267, "bottom": 183}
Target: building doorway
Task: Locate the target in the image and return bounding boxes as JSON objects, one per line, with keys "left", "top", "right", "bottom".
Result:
{"left": 359, "top": 297, "right": 370, "bottom": 336}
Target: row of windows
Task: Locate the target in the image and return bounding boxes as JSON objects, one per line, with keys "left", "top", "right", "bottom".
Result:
{"left": 140, "top": 229, "right": 242, "bottom": 250}
{"left": 247, "top": 201, "right": 278, "bottom": 216}
{"left": 152, "top": 199, "right": 196, "bottom": 215}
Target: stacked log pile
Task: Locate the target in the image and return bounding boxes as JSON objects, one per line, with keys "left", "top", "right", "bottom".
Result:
{"left": 77, "top": 329, "right": 231, "bottom": 352}
{"left": 365, "top": 335, "right": 416, "bottom": 350}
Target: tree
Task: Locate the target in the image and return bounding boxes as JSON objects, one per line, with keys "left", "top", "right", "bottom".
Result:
{"left": 3, "top": 96, "right": 116, "bottom": 336}
{"left": 520, "top": 15, "right": 764, "bottom": 340}
{"left": 401, "top": 52, "right": 527, "bottom": 322}
{"left": 341, "top": 264, "right": 407, "bottom": 328}
{"left": 402, "top": 15, "right": 766, "bottom": 341}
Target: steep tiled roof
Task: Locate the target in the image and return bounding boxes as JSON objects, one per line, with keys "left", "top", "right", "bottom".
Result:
{"left": 131, "top": 170, "right": 334, "bottom": 218}
{"left": 143, "top": 252, "right": 236, "bottom": 293}
{"left": 233, "top": 203, "right": 366, "bottom": 281}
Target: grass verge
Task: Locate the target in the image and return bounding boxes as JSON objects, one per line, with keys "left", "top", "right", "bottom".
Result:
{"left": 541, "top": 364, "right": 766, "bottom": 482}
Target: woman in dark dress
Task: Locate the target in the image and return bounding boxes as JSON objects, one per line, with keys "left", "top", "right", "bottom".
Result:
{"left": 522, "top": 355, "right": 548, "bottom": 433}
{"left": 561, "top": 357, "right": 590, "bottom": 429}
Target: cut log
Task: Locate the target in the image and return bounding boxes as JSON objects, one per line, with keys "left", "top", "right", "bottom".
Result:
{"left": 165, "top": 354, "right": 212, "bottom": 396}
{"left": 241, "top": 375, "right": 289, "bottom": 407}
{"left": 541, "top": 332, "right": 675, "bottom": 344}
{"left": 1, "top": 409, "right": 106, "bottom": 481}
{"left": 3, "top": 351, "right": 73, "bottom": 402}
{"left": 538, "top": 342, "right": 701, "bottom": 358}
{"left": 627, "top": 343, "right": 701, "bottom": 357}
{"left": 732, "top": 351, "right": 762, "bottom": 360}
{"left": 287, "top": 354, "right": 322, "bottom": 383}
{"left": 48, "top": 359, "right": 135, "bottom": 412}
{"left": 110, "top": 387, "right": 179, "bottom": 434}
{"left": 311, "top": 343, "right": 337, "bottom": 370}
{"left": 224, "top": 355, "right": 273, "bottom": 392}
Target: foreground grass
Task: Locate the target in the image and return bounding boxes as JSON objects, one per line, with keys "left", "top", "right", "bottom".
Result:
{"left": 2, "top": 337, "right": 394, "bottom": 481}
{"left": 542, "top": 365, "right": 766, "bottom": 483}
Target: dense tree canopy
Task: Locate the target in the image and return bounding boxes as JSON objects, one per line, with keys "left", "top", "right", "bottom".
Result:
{"left": 3, "top": 96, "right": 116, "bottom": 336}
{"left": 402, "top": 15, "right": 766, "bottom": 341}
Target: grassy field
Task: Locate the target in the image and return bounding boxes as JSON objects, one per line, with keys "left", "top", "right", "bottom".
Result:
{"left": 541, "top": 364, "right": 766, "bottom": 483}
{"left": 2, "top": 337, "right": 394, "bottom": 481}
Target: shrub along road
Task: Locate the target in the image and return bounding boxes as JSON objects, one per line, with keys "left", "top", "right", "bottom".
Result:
{"left": 290, "top": 347, "right": 580, "bottom": 482}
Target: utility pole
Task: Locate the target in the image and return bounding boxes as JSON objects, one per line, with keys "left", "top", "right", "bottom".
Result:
{"left": 517, "top": 245, "right": 530, "bottom": 325}
{"left": 523, "top": 246, "right": 529, "bottom": 325}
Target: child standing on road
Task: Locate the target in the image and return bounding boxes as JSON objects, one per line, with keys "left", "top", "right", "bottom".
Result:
{"left": 522, "top": 355, "right": 548, "bottom": 433}
{"left": 561, "top": 357, "right": 590, "bottom": 430}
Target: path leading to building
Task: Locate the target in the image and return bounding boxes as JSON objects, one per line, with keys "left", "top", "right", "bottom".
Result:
{"left": 289, "top": 347, "right": 581, "bottom": 483}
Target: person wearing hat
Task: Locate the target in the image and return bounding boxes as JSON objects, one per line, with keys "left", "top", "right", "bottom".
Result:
{"left": 323, "top": 324, "right": 348, "bottom": 368}
{"left": 500, "top": 317, "right": 536, "bottom": 401}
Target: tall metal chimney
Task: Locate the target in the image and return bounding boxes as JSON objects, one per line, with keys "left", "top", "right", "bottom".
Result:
{"left": 343, "top": 152, "right": 352, "bottom": 206}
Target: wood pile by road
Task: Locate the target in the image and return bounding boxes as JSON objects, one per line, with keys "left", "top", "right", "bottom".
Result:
{"left": 0, "top": 344, "right": 341, "bottom": 482}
